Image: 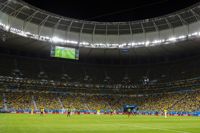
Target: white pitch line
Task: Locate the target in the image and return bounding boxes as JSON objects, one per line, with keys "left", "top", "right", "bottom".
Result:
{"left": 133, "top": 124, "right": 191, "bottom": 133}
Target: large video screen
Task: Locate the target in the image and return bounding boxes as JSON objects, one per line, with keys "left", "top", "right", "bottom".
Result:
{"left": 51, "top": 46, "right": 79, "bottom": 60}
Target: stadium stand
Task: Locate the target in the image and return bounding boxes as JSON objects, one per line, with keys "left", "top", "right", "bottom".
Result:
{"left": 172, "top": 91, "right": 200, "bottom": 112}
{"left": 5, "top": 92, "right": 33, "bottom": 110}
{"left": 0, "top": 92, "right": 3, "bottom": 109}
{"left": 0, "top": 54, "right": 200, "bottom": 113}
{"left": 34, "top": 93, "right": 62, "bottom": 110}
{"left": 0, "top": 90, "right": 199, "bottom": 113}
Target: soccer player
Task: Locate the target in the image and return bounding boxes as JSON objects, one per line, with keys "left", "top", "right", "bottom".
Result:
{"left": 40, "top": 107, "right": 45, "bottom": 115}
{"left": 127, "top": 108, "right": 131, "bottom": 118}
{"left": 164, "top": 109, "right": 168, "bottom": 118}
{"left": 113, "top": 110, "right": 116, "bottom": 115}
{"left": 77, "top": 109, "right": 80, "bottom": 115}
{"left": 132, "top": 109, "right": 136, "bottom": 116}
{"left": 97, "top": 109, "right": 100, "bottom": 115}
{"left": 31, "top": 108, "right": 34, "bottom": 115}
{"left": 110, "top": 109, "right": 113, "bottom": 115}
{"left": 67, "top": 108, "right": 71, "bottom": 117}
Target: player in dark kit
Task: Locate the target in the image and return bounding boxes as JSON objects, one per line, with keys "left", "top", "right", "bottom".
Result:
{"left": 40, "top": 107, "right": 45, "bottom": 115}
{"left": 67, "top": 108, "right": 71, "bottom": 117}
{"left": 77, "top": 109, "right": 80, "bottom": 115}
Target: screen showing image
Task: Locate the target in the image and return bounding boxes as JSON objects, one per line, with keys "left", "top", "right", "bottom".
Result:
{"left": 51, "top": 46, "right": 79, "bottom": 60}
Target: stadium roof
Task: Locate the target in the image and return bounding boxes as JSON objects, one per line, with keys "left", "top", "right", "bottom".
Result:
{"left": 1, "top": 0, "right": 200, "bottom": 35}
{"left": 23, "top": 0, "right": 199, "bottom": 22}
{"left": 1, "top": 27, "right": 200, "bottom": 64}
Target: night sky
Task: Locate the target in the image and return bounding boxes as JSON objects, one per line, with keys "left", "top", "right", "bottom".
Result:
{"left": 24, "top": 0, "right": 199, "bottom": 22}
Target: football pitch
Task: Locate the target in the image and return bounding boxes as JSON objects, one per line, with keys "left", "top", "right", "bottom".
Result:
{"left": 0, "top": 114, "right": 200, "bottom": 133}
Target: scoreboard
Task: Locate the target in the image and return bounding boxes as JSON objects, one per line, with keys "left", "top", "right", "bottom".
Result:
{"left": 51, "top": 46, "right": 79, "bottom": 60}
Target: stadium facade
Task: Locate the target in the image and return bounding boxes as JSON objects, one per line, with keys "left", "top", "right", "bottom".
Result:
{"left": 0, "top": 0, "right": 200, "bottom": 48}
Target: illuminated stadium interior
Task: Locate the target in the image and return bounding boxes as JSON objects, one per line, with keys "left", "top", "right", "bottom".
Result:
{"left": 1, "top": 0, "right": 200, "bottom": 133}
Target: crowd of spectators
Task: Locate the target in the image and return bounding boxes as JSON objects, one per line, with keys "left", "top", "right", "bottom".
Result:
{"left": 0, "top": 53, "right": 200, "bottom": 112}
{"left": 0, "top": 90, "right": 199, "bottom": 112}
{"left": 5, "top": 92, "right": 33, "bottom": 110}
{"left": 34, "top": 93, "right": 61, "bottom": 110}
{"left": 0, "top": 92, "right": 3, "bottom": 109}
{"left": 139, "top": 93, "right": 186, "bottom": 111}
{"left": 172, "top": 91, "right": 200, "bottom": 112}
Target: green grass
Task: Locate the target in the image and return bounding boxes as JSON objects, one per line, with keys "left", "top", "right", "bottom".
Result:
{"left": 0, "top": 114, "right": 200, "bottom": 133}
